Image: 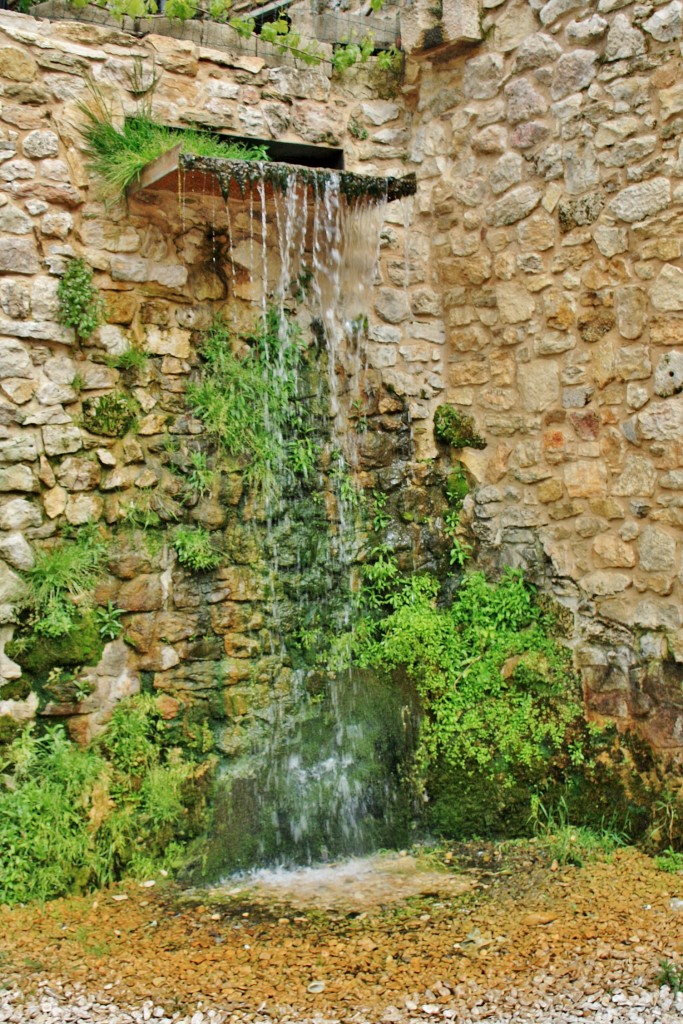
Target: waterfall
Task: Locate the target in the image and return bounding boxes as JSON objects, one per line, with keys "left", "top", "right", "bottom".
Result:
{"left": 185, "top": 160, "right": 417, "bottom": 876}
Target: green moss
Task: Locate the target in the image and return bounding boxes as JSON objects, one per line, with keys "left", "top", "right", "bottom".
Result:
{"left": 445, "top": 466, "right": 470, "bottom": 504}
{"left": 8, "top": 612, "right": 104, "bottom": 681}
{"left": 82, "top": 392, "right": 138, "bottom": 437}
{"left": 0, "top": 679, "right": 30, "bottom": 701}
{"left": 434, "top": 404, "right": 486, "bottom": 450}
{"left": 0, "top": 715, "right": 21, "bottom": 746}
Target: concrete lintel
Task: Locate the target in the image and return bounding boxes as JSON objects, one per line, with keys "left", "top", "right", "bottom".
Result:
{"left": 401, "top": 0, "right": 482, "bottom": 58}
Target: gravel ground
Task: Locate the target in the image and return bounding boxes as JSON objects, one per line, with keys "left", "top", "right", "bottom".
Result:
{"left": 2, "top": 848, "right": 683, "bottom": 1024}
{"left": 1, "top": 984, "right": 683, "bottom": 1024}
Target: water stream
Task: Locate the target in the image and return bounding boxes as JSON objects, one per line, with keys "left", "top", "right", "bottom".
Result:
{"left": 189, "top": 163, "right": 420, "bottom": 878}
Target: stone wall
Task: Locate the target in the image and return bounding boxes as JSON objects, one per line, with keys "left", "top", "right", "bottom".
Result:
{"left": 393, "top": 0, "right": 683, "bottom": 754}
{"left": 1, "top": 0, "right": 683, "bottom": 757}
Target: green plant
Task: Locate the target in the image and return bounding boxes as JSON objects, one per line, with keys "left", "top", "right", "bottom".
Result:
{"left": 176, "top": 450, "right": 216, "bottom": 502}
{"left": 530, "top": 796, "right": 625, "bottom": 867}
{"left": 369, "top": 490, "right": 391, "bottom": 533}
{"left": 57, "top": 258, "right": 105, "bottom": 342}
{"left": 0, "top": 696, "right": 214, "bottom": 904}
{"left": 94, "top": 602, "right": 124, "bottom": 642}
{"left": 288, "top": 436, "right": 318, "bottom": 481}
{"left": 82, "top": 391, "right": 138, "bottom": 437}
{"left": 655, "top": 846, "right": 683, "bottom": 873}
{"left": 107, "top": 348, "right": 148, "bottom": 373}
{"left": 333, "top": 34, "right": 374, "bottom": 72}
{"left": 354, "top": 564, "right": 590, "bottom": 793}
{"left": 348, "top": 116, "right": 369, "bottom": 141}
{"left": 444, "top": 509, "right": 472, "bottom": 568}
{"left": 187, "top": 311, "right": 311, "bottom": 501}
{"left": 434, "top": 405, "right": 486, "bottom": 450}
{"left": 20, "top": 529, "right": 108, "bottom": 639}
{"left": 121, "top": 499, "right": 161, "bottom": 530}
{"left": 657, "top": 959, "right": 683, "bottom": 994}
{"left": 71, "top": 373, "right": 86, "bottom": 394}
{"left": 173, "top": 526, "right": 221, "bottom": 572}
{"left": 79, "top": 97, "right": 270, "bottom": 200}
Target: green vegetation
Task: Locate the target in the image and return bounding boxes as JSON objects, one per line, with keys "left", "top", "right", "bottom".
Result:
{"left": 94, "top": 602, "right": 125, "bottom": 642}
{"left": 173, "top": 526, "right": 221, "bottom": 572}
{"left": 655, "top": 846, "right": 683, "bottom": 873}
{"left": 106, "top": 347, "right": 148, "bottom": 374}
{"left": 57, "top": 258, "right": 105, "bottom": 342}
{"left": 82, "top": 391, "right": 139, "bottom": 437}
{"left": 356, "top": 562, "right": 585, "bottom": 781}
{"left": 434, "top": 404, "right": 486, "bottom": 450}
{"left": 0, "top": 696, "right": 214, "bottom": 904}
{"left": 19, "top": 528, "right": 108, "bottom": 640}
{"left": 79, "top": 100, "right": 270, "bottom": 200}
{"left": 530, "top": 796, "right": 625, "bottom": 867}
{"left": 9, "top": 612, "right": 104, "bottom": 681}
{"left": 187, "top": 311, "right": 314, "bottom": 501}
{"left": 657, "top": 959, "right": 683, "bottom": 994}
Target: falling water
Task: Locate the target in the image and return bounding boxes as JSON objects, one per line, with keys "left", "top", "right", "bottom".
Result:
{"left": 190, "top": 161, "right": 417, "bottom": 876}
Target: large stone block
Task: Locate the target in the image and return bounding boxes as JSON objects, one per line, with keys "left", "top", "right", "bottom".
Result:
{"left": 401, "top": 0, "right": 481, "bottom": 55}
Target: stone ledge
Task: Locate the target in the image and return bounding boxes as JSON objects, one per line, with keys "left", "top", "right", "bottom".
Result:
{"left": 400, "top": 0, "right": 481, "bottom": 57}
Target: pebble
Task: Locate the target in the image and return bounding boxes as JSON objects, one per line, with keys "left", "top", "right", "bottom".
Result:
{"left": 3, "top": 985, "right": 683, "bottom": 1024}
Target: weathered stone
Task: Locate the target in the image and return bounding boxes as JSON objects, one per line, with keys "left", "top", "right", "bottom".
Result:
{"left": 519, "top": 361, "right": 560, "bottom": 411}
{"left": 65, "top": 493, "right": 103, "bottom": 526}
{"left": 659, "top": 81, "right": 683, "bottom": 120}
{"left": 42, "top": 424, "right": 82, "bottom": 457}
{"left": 593, "top": 534, "right": 635, "bottom": 568}
{"left": 0, "top": 47, "right": 36, "bottom": 82}
{"left": 616, "top": 343, "right": 651, "bottom": 382}
{"left": 22, "top": 129, "right": 59, "bottom": 159}
{"left": 513, "top": 32, "right": 561, "bottom": 72}
{"left": 0, "top": 204, "right": 31, "bottom": 235}
{"left": 609, "top": 178, "right": 671, "bottom": 223}
{"left": 42, "top": 485, "right": 67, "bottom": 519}
{"left": 463, "top": 53, "right": 504, "bottom": 100}
{"left": 359, "top": 100, "right": 399, "bottom": 125}
{"left": 56, "top": 456, "right": 101, "bottom": 492}
{"left": 614, "top": 286, "right": 647, "bottom": 342}
{"left": 654, "top": 351, "right": 683, "bottom": 397}
{"left": 496, "top": 282, "right": 535, "bottom": 323}
{"left": 0, "top": 238, "right": 39, "bottom": 275}
{"left": 637, "top": 398, "right": 683, "bottom": 441}
{"left": 375, "top": 288, "right": 411, "bottom": 324}
{"left": 566, "top": 14, "right": 608, "bottom": 41}
{"left": 0, "top": 498, "right": 40, "bottom": 531}
{"left": 487, "top": 186, "right": 543, "bottom": 227}
{"left": 551, "top": 49, "right": 597, "bottom": 101}
{"left": 0, "top": 465, "right": 37, "bottom": 492}
{"left": 518, "top": 211, "right": 555, "bottom": 250}
{"left": 145, "top": 327, "right": 191, "bottom": 358}
{"left": 490, "top": 152, "right": 523, "bottom": 195}
{"left": 540, "top": 0, "right": 588, "bottom": 27}
{"left": 605, "top": 13, "right": 646, "bottom": 60}
{"left": 580, "top": 570, "right": 631, "bottom": 596}
{"left": 651, "top": 264, "right": 683, "bottom": 312}
{"left": 639, "top": 525, "right": 677, "bottom": 572}
{"left": 643, "top": 1, "right": 682, "bottom": 42}
{"left": 593, "top": 225, "right": 628, "bottom": 258}
{"left": 0, "top": 338, "right": 31, "bottom": 379}
{"left": 558, "top": 193, "right": 604, "bottom": 233}
{"left": 565, "top": 461, "right": 609, "bottom": 497}
{"left": 634, "top": 599, "right": 681, "bottom": 630}
{"left": 505, "top": 78, "right": 548, "bottom": 125}
{"left": 0, "top": 532, "right": 33, "bottom": 571}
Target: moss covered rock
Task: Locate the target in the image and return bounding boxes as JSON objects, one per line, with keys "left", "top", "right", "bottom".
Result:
{"left": 434, "top": 405, "right": 486, "bottom": 450}
{"left": 82, "top": 392, "right": 138, "bottom": 437}
{"left": 8, "top": 612, "right": 104, "bottom": 680}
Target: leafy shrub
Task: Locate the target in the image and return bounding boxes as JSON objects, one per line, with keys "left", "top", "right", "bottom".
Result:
{"left": 173, "top": 527, "right": 221, "bottom": 572}
{"left": 354, "top": 559, "right": 597, "bottom": 827}
{"left": 434, "top": 404, "right": 486, "bottom": 450}
{"left": 57, "top": 258, "right": 105, "bottom": 341}
{"left": 82, "top": 391, "right": 138, "bottom": 437}
{"left": 187, "top": 311, "right": 311, "bottom": 500}
{"left": 20, "top": 528, "right": 108, "bottom": 640}
{"left": 79, "top": 101, "right": 270, "bottom": 199}
{"left": 655, "top": 846, "right": 683, "bottom": 873}
{"left": 9, "top": 611, "right": 104, "bottom": 680}
{"left": 0, "top": 696, "right": 214, "bottom": 904}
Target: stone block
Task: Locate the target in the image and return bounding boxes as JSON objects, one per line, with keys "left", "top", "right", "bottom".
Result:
{"left": 565, "top": 461, "right": 609, "bottom": 498}
{"left": 402, "top": 0, "right": 481, "bottom": 55}
{"left": 638, "top": 525, "right": 677, "bottom": 573}
{"left": 651, "top": 264, "right": 683, "bottom": 312}
{"left": 608, "top": 178, "right": 671, "bottom": 223}
{"left": 42, "top": 424, "right": 82, "bottom": 456}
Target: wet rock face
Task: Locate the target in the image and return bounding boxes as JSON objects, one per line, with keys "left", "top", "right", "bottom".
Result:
{"left": 0, "top": 0, "right": 681, "bottom": 757}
